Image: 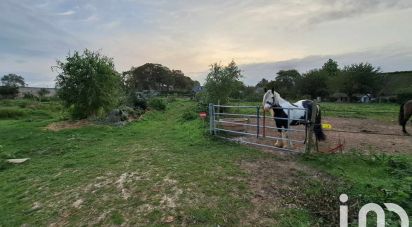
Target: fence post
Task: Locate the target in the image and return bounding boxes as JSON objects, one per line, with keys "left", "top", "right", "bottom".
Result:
{"left": 305, "top": 100, "right": 318, "bottom": 153}
{"left": 209, "top": 103, "right": 213, "bottom": 135}
{"left": 256, "top": 106, "right": 260, "bottom": 138}
{"left": 263, "top": 107, "right": 266, "bottom": 138}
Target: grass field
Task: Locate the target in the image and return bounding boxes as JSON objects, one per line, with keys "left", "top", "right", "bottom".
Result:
{"left": 0, "top": 99, "right": 411, "bottom": 226}
{"left": 228, "top": 100, "right": 400, "bottom": 121}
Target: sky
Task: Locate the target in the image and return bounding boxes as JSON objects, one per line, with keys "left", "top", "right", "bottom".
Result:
{"left": 0, "top": 0, "right": 412, "bottom": 87}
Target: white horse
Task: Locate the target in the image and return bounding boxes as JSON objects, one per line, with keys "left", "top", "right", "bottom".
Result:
{"left": 262, "top": 88, "right": 326, "bottom": 148}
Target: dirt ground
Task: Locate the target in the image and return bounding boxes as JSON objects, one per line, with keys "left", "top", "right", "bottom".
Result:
{"left": 321, "top": 117, "right": 412, "bottom": 154}
{"left": 218, "top": 116, "right": 412, "bottom": 154}
{"left": 45, "top": 119, "right": 92, "bottom": 131}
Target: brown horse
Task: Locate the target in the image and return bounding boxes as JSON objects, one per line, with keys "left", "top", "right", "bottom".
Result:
{"left": 399, "top": 100, "right": 412, "bottom": 135}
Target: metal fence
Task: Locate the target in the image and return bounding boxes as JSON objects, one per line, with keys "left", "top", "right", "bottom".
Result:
{"left": 208, "top": 104, "right": 312, "bottom": 152}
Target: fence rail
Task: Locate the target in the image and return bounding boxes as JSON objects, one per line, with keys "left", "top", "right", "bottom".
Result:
{"left": 209, "top": 103, "right": 315, "bottom": 152}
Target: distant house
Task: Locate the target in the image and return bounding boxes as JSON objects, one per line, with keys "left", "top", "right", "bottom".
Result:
{"left": 192, "top": 85, "right": 204, "bottom": 94}
{"left": 331, "top": 92, "right": 349, "bottom": 102}
{"left": 360, "top": 94, "right": 372, "bottom": 103}
{"left": 18, "top": 87, "right": 57, "bottom": 98}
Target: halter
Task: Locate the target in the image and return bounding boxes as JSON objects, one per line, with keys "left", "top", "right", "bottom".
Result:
{"left": 265, "top": 96, "right": 277, "bottom": 108}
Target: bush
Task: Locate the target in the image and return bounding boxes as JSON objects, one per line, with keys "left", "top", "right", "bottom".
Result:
{"left": 166, "top": 95, "right": 177, "bottom": 103}
{"left": 195, "top": 91, "right": 209, "bottom": 112}
{"left": 0, "top": 86, "right": 19, "bottom": 99}
{"left": 148, "top": 98, "right": 166, "bottom": 111}
{"left": 0, "top": 108, "right": 26, "bottom": 119}
{"left": 22, "top": 93, "right": 37, "bottom": 100}
{"left": 127, "top": 92, "right": 148, "bottom": 110}
{"left": 397, "top": 88, "right": 412, "bottom": 104}
{"left": 180, "top": 110, "right": 198, "bottom": 121}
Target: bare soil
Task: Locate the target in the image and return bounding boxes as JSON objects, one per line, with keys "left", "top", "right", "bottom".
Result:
{"left": 320, "top": 117, "right": 412, "bottom": 154}
{"left": 239, "top": 152, "right": 338, "bottom": 226}
{"left": 45, "top": 120, "right": 92, "bottom": 131}
{"left": 219, "top": 116, "right": 412, "bottom": 154}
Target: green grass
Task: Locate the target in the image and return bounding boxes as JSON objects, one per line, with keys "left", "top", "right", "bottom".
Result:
{"left": 302, "top": 152, "right": 412, "bottom": 226}
{"left": 320, "top": 102, "right": 399, "bottom": 121}
{"left": 0, "top": 99, "right": 272, "bottom": 226}
{"left": 228, "top": 101, "right": 399, "bottom": 121}
{"left": 0, "top": 98, "right": 410, "bottom": 226}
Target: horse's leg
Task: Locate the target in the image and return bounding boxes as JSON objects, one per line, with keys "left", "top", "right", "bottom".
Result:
{"left": 285, "top": 130, "right": 294, "bottom": 149}
{"left": 275, "top": 130, "right": 284, "bottom": 147}
{"left": 283, "top": 130, "right": 293, "bottom": 149}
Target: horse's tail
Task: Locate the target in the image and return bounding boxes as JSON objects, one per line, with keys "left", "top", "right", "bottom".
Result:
{"left": 399, "top": 102, "right": 405, "bottom": 125}
{"left": 314, "top": 104, "right": 326, "bottom": 141}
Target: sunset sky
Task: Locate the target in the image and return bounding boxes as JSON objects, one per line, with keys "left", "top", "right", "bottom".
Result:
{"left": 1, "top": 0, "right": 412, "bottom": 87}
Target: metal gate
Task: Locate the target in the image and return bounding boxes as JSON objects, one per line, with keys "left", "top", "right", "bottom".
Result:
{"left": 208, "top": 104, "right": 313, "bottom": 152}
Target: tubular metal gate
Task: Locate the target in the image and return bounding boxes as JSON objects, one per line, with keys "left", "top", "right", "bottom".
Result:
{"left": 209, "top": 104, "right": 311, "bottom": 152}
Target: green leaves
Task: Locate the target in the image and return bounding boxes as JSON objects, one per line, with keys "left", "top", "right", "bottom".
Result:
{"left": 55, "top": 49, "right": 121, "bottom": 119}
{"left": 204, "top": 60, "right": 242, "bottom": 105}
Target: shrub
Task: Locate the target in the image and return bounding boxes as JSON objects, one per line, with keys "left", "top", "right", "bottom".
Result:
{"left": 166, "top": 95, "right": 177, "bottom": 103}
{"left": 22, "top": 92, "right": 37, "bottom": 100}
{"left": 148, "top": 98, "right": 166, "bottom": 111}
{"left": 127, "top": 92, "right": 148, "bottom": 110}
{"left": 0, "top": 108, "right": 26, "bottom": 119}
{"left": 180, "top": 110, "right": 198, "bottom": 121}
{"left": 0, "top": 86, "right": 19, "bottom": 99}
{"left": 397, "top": 87, "right": 412, "bottom": 104}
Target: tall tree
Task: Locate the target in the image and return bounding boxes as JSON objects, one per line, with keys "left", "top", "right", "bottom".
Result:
{"left": 337, "top": 63, "right": 381, "bottom": 100}
{"left": 204, "top": 60, "right": 242, "bottom": 105}
{"left": 123, "top": 64, "right": 196, "bottom": 92}
{"left": 256, "top": 78, "right": 269, "bottom": 88}
{"left": 0, "top": 74, "right": 25, "bottom": 99}
{"left": 55, "top": 49, "right": 121, "bottom": 119}
{"left": 322, "top": 59, "right": 339, "bottom": 77}
{"left": 272, "top": 69, "right": 301, "bottom": 98}
{"left": 1, "top": 74, "right": 25, "bottom": 87}
{"left": 297, "top": 69, "right": 329, "bottom": 99}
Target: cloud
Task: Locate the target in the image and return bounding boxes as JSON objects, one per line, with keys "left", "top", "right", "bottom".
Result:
{"left": 304, "top": 0, "right": 412, "bottom": 26}
{"left": 0, "top": 0, "right": 411, "bottom": 87}
{"left": 237, "top": 46, "right": 412, "bottom": 86}
{"left": 56, "top": 10, "right": 75, "bottom": 16}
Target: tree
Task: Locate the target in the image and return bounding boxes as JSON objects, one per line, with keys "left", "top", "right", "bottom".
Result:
{"left": 322, "top": 59, "right": 339, "bottom": 77}
{"left": 337, "top": 63, "right": 382, "bottom": 101}
{"left": 123, "top": 63, "right": 196, "bottom": 92}
{"left": 297, "top": 69, "right": 329, "bottom": 99}
{"left": 204, "top": 60, "right": 242, "bottom": 105}
{"left": 269, "top": 69, "right": 301, "bottom": 98}
{"left": 55, "top": 49, "right": 121, "bottom": 119}
{"left": 1, "top": 74, "right": 26, "bottom": 87}
{"left": 256, "top": 78, "right": 269, "bottom": 88}
{"left": 0, "top": 74, "right": 25, "bottom": 99}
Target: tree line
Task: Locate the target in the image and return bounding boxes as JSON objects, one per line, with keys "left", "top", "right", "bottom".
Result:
{"left": 198, "top": 59, "right": 412, "bottom": 111}
{"left": 1, "top": 49, "right": 199, "bottom": 119}
{"left": 256, "top": 59, "right": 385, "bottom": 101}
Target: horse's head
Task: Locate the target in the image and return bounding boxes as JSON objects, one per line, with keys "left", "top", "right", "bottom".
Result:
{"left": 262, "top": 88, "right": 282, "bottom": 111}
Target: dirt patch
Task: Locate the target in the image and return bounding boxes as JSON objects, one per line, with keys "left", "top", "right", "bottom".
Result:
{"left": 239, "top": 153, "right": 319, "bottom": 226}
{"left": 45, "top": 120, "right": 92, "bottom": 132}
{"left": 239, "top": 152, "right": 351, "bottom": 226}
{"left": 320, "top": 117, "right": 412, "bottom": 154}
{"left": 221, "top": 116, "right": 412, "bottom": 154}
